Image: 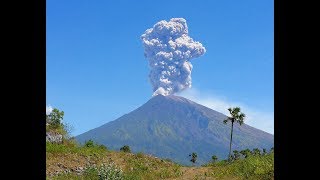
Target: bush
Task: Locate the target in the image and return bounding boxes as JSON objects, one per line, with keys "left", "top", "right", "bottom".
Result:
{"left": 98, "top": 144, "right": 107, "bottom": 151}
{"left": 97, "top": 163, "right": 124, "bottom": 180}
{"left": 136, "top": 152, "right": 144, "bottom": 158}
{"left": 83, "top": 163, "right": 124, "bottom": 180}
{"left": 83, "top": 140, "right": 107, "bottom": 150}
{"left": 120, "top": 145, "right": 131, "bottom": 153}
{"left": 252, "top": 148, "right": 261, "bottom": 156}
{"left": 240, "top": 149, "right": 251, "bottom": 158}
{"left": 83, "top": 165, "right": 99, "bottom": 179}
{"left": 84, "top": 139, "right": 95, "bottom": 148}
{"left": 206, "top": 152, "right": 274, "bottom": 179}
{"left": 211, "top": 155, "right": 218, "bottom": 163}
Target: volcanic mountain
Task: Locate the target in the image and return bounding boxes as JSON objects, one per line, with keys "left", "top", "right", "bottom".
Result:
{"left": 76, "top": 95, "right": 274, "bottom": 165}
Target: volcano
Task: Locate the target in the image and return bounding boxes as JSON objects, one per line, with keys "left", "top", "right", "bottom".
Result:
{"left": 76, "top": 95, "right": 273, "bottom": 165}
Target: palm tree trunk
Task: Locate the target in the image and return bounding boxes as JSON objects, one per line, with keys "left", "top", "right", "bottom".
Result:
{"left": 228, "top": 121, "right": 234, "bottom": 160}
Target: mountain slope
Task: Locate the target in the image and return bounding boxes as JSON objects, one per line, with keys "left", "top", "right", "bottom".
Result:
{"left": 76, "top": 95, "right": 273, "bottom": 165}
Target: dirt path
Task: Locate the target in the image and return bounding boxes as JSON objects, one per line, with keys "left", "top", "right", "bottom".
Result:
{"left": 170, "top": 167, "right": 239, "bottom": 180}
{"left": 172, "top": 167, "right": 213, "bottom": 180}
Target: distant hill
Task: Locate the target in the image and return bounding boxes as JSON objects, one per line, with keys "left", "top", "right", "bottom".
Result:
{"left": 76, "top": 95, "right": 273, "bottom": 165}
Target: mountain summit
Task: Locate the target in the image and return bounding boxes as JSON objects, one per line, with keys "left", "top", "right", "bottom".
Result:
{"left": 76, "top": 95, "right": 273, "bottom": 165}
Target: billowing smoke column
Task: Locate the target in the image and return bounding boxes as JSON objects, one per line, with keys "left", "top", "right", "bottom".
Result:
{"left": 141, "top": 18, "right": 206, "bottom": 96}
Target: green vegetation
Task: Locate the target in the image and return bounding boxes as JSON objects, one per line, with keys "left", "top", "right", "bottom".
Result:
{"left": 83, "top": 139, "right": 107, "bottom": 149}
{"left": 46, "top": 141, "right": 108, "bottom": 156}
{"left": 135, "top": 152, "right": 144, "bottom": 158}
{"left": 47, "top": 138, "right": 273, "bottom": 180}
{"left": 46, "top": 107, "right": 273, "bottom": 179}
{"left": 47, "top": 108, "right": 64, "bottom": 127}
{"left": 47, "top": 139, "right": 183, "bottom": 179}
{"left": 46, "top": 108, "right": 66, "bottom": 133}
{"left": 122, "top": 151, "right": 182, "bottom": 179}
{"left": 96, "top": 163, "right": 124, "bottom": 180}
{"left": 189, "top": 152, "right": 197, "bottom": 165}
{"left": 51, "top": 163, "right": 123, "bottom": 180}
{"left": 240, "top": 148, "right": 252, "bottom": 158}
{"left": 253, "top": 148, "right": 261, "bottom": 156}
{"left": 224, "top": 107, "right": 246, "bottom": 160}
{"left": 232, "top": 150, "right": 241, "bottom": 160}
{"left": 46, "top": 107, "right": 74, "bottom": 140}
{"left": 120, "top": 145, "right": 131, "bottom": 153}
{"left": 211, "top": 155, "right": 218, "bottom": 163}
{"left": 84, "top": 139, "right": 95, "bottom": 148}
{"left": 205, "top": 151, "right": 274, "bottom": 179}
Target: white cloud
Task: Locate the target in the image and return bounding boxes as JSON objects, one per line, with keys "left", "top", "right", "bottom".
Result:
{"left": 177, "top": 88, "right": 274, "bottom": 134}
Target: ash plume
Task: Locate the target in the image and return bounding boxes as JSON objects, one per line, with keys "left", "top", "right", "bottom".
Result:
{"left": 141, "top": 18, "right": 206, "bottom": 96}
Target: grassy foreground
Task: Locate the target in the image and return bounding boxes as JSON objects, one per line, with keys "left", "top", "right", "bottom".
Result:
{"left": 46, "top": 108, "right": 273, "bottom": 179}
{"left": 46, "top": 141, "right": 273, "bottom": 180}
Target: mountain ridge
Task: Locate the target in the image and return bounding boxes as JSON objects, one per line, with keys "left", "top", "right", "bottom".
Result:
{"left": 76, "top": 95, "right": 273, "bottom": 165}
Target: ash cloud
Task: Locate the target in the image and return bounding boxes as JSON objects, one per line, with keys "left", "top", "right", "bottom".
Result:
{"left": 141, "top": 18, "right": 206, "bottom": 96}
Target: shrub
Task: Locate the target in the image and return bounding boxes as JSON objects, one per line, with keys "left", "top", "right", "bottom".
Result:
{"left": 83, "top": 163, "right": 124, "bottom": 180}
{"left": 211, "top": 155, "right": 218, "bottom": 163}
{"left": 83, "top": 165, "right": 99, "bottom": 179}
{"left": 252, "top": 148, "right": 261, "bottom": 156}
{"left": 84, "top": 139, "right": 95, "bottom": 148}
{"left": 262, "top": 148, "right": 267, "bottom": 155}
{"left": 98, "top": 144, "right": 107, "bottom": 150}
{"left": 97, "top": 163, "right": 124, "bottom": 180}
{"left": 233, "top": 150, "right": 241, "bottom": 160}
{"left": 136, "top": 152, "right": 144, "bottom": 158}
{"left": 120, "top": 145, "right": 131, "bottom": 153}
{"left": 206, "top": 152, "right": 274, "bottom": 179}
{"left": 240, "top": 149, "right": 251, "bottom": 158}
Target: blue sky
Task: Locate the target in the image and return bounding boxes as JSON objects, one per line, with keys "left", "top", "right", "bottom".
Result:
{"left": 47, "top": 0, "right": 274, "bottom": 136}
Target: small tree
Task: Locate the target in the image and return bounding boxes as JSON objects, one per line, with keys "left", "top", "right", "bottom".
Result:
{"left": 120, "top": 145, "right": 131, "bottom": 153}
{"left": 240, "top": 149, "right": 251, "bottom": 158}
{"left": 189, "top": 152, "right": 197, "bottom": 165}
{"left": 211, "top": 155, "right": 218, "bottom": 163}
{"left": 262, "top": 148, "right": 267, "bottom": 155}
{"left": 84, "top": 139, "right": 95, "bottom": 148}
{"left": 270, "top": 147, "right": 274, "bottom": 153}
{"left": 47, "top": 108, "right": 64, "bottom": 128}
{"left": 233, "top": 150, "right": 240, "bottom": 160}
{"left": 252, "top": 148, "right": 261, "bottom": 156}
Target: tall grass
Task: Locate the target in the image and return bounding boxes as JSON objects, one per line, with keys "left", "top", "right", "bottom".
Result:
{"left": 46, "top": 141, "right": 108, "bottom": 156}
{"left": 208, "top": 153, "right": 274, "bottom": 180}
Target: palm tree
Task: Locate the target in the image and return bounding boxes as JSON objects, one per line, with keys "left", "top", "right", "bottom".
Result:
{"left": 189, "top": 152, "right": 197, "bottom": 165}
{"left": 224, "top": 107, "right": 246, "bottom": 160}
